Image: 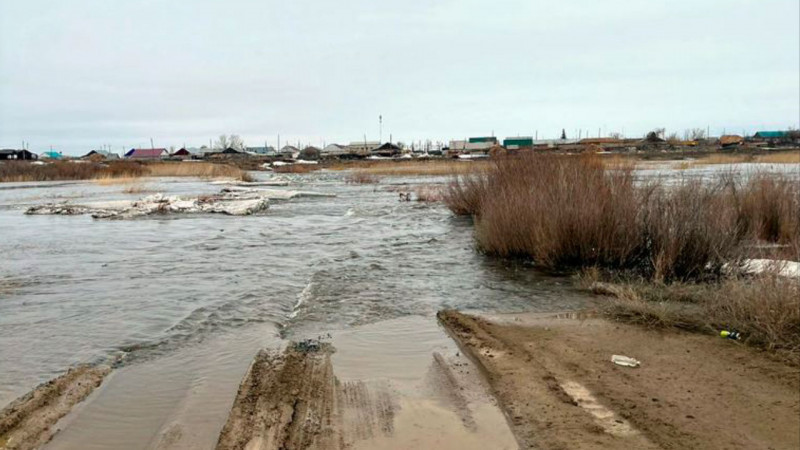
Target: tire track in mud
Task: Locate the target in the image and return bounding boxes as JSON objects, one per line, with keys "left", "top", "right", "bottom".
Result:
{"left": 215, "top": 343, "right": 396, "bottom": 450}
{"left": 0, "top": 365, "right": 110, "bottom": 450}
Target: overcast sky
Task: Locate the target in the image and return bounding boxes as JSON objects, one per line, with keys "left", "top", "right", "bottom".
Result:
{"left": 1, "top": 0, "right": 798, "bottom": 154}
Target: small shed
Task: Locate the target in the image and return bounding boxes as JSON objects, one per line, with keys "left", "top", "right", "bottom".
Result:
{"left": 172, "top": 148, "right": 191, "bottom": 157}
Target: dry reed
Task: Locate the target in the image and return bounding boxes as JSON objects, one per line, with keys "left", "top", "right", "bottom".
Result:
{"left": 345, "top": 172, "right": 380, "bottom": 184}
{"left": 0, "top": 161, "right": 251, "bottom": 182}
{"left": 332, "top": 159, "right": 489, "bottom": 176}
{"left": 445, "top": 153, "right": 799, "bottom": 281}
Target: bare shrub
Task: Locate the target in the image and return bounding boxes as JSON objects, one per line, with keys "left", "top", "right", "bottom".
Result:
{"left": 414, "top": 185, "right": 444, "bottom": 202}
{"left": 735, "top": 175, "right": 800, "bottom": 257}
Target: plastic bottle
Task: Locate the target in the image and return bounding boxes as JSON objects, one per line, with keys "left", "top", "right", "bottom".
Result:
{"left": 720, "top": 330, "right": 741, "bottom": 340}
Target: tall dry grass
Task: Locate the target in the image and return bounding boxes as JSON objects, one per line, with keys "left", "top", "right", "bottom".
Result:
{"left": 446, "top": 153, "right": 800, "bottom": 281}
{"left": 0, "top": 161, "right": 251, "bottom": 182}
{"left": 588, "top": 273, "right": 800, "bottom": 358}
{"left": 331, "top": 159, "right": 489, "bottom": 176}
{"left": 691, "top": 151, "right": 800, "bottom": 166}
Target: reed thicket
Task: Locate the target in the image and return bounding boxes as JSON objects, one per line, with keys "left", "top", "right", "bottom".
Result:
{"left": 446, "top": 153, "right": 799, "bottom": 281}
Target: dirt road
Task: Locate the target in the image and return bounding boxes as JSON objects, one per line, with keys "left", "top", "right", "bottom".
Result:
{"left": 438, "top": 310, "right": 800, "bottom": 450}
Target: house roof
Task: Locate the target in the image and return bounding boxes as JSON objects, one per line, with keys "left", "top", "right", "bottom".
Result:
{"left": 754, "top": 131, "right": 788, "bottom": 138}
{"left": 128, "top": 148, "right": 167, "bottom": 158}
{"left": 719, "top": 135, "right": 744, "bottom": 145}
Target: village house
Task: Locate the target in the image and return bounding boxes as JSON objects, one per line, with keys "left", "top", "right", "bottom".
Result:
{"left": 371, "top": 142, "right": 402, "bottom": 157}
{"left": 125, "top": 148, "right": 168, "bottom": 159}
{"left": 503, "top": 137, "right": 534, "bottom": 150}
{"left": 246, "top": 146, "right": 277, "bottom": 156}
{"left": 40, "top": 151, "right": 62, "bottom": 160}
{"left": 83, "top": 150, "right": 120, "bottom": 160}
{"left": 321, "top": 144, "right": 348, "bottom": 158}
{"left": 346, "top": 141, "right": 380, "bottom": 156}
{"left": 280, "top": 145, "right": 300, "bottom": 158}
{"left": 0, "top": 149, "right": 38, "bottom": 160}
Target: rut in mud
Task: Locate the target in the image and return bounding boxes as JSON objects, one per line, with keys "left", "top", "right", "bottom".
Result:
{"left": 0, "top": 365, "right": 109, "bottom": 450}
{"left": 216, "top": 342, "right": 395, "bottom": 450}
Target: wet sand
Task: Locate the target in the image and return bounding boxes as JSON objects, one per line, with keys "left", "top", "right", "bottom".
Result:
{"left": 217, "top": 316, "right": 517, "bottom": 449}
{"left": 0, "top": 365, "right": 109, "bottom": 450}
{"left": 438, "top": 310, "right": 800, "bottom": 450}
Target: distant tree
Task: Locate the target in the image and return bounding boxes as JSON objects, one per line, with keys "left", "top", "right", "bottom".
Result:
{"left": 653, "top": 128, "right": 666, "bottom": 139}
{"left": 214, "top": 134, "right": 246, "bottom": 151}
{"left": 666, "top": 132, "right": 680, "bottom": 144}
{"left": 214, "top": 134, "right": 230, "bottom": 150}
{"left": 645, "top": 130, "right": 664, "bottom": 142}
{"left": 688, "top": 128, "right": 706, "bottom": 141}
{"left": 560, "top": 129, "right": 567, "bottom": 140}
{"left": 229, "top": 134, "right": 246, "bottom": 151}
{"left": 609, "top": 132, "right": 623, "bottom": 139}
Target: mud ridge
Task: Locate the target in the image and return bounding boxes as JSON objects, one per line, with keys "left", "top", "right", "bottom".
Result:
{"left": 216, "top": 342, "right": 395, "bottom": 450}
{"left": 0, "top": 365, "right": 110, "bottom": 450}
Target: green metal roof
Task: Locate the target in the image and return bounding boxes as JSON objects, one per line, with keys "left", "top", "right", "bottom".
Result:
{"left": 503, "top": 137, "right": 534, "bottom": 146}
{"left": 468, "top": 137, "right": 497, "bottom": 143}
{"left": 754, "top": 131, "right": 788, "bottom": 138}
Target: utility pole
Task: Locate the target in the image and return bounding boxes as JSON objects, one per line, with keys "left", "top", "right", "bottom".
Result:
{"left": 379, "top": 115, "right": 383, "bottom": 143}
{"left": 150, "top": 138, "right": 154, "bottom": 149}
{"left": 278, "top": 134, "right": 281, "bottom": 150}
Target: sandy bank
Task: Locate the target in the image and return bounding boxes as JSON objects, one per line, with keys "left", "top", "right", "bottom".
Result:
{"left": 0, "top": 365, "right": 109, "bottom": 450}
{"left": 437, "top": 310, "right": 800, "bottom": 450}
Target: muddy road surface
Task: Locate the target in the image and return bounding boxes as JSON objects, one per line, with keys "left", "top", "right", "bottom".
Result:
{"left": 438, "top": 310, "right": 800, "bottom": 450}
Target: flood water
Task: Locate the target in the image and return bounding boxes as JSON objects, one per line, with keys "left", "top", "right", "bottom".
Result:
{"left": 0, "top": 170, "right": 588, "bottom": 448}
{"left": 2, "top": 162, "right": 797, "bottom": 448}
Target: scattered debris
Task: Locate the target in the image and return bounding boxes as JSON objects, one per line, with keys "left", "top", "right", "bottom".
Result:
{"left": 611, "top": 355, "right": 641, "bottom": 368}
{"left": 720, "top": 330, "right": 741, "bottom": 340}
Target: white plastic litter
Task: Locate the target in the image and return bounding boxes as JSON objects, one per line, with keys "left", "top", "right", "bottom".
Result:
{"left": 611, "top": 355, "right": 641, "bottom": 368}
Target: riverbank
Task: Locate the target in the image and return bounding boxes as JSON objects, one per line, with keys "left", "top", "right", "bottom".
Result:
{"left": 0, "top": 161, "right": 251, "bottom": 183}
{"left": 438, "top": 310, "right": 800, "bottom": 449}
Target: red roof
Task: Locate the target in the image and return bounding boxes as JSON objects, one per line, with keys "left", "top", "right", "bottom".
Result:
{"left": 129, "top": 148, "right": 167, "bottom": 159}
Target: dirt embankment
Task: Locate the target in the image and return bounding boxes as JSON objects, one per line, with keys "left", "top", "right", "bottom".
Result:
{"left": 0, "top": 365, "right": 110, "bottom": 450}
{"left": 216, "top": 342, "right": 395, "bottom": 450}
{"left": 438, "top": 310, "right": 800, "bottom": 450}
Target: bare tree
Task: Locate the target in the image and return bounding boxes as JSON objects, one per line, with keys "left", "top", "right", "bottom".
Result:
{"left": 229, "top": 134, "right": 246, "bottom": 151}
{"left": 609, "top": 132, "right": 623, "bottom": 139}
{"left": 214, "top": 134, "right": 230, "bottom": 150}
{"left": 688, "top": 128, "right": 706, "bottom": 140}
